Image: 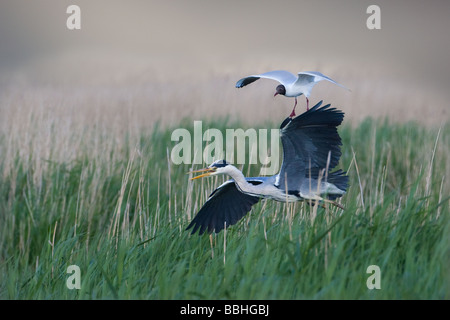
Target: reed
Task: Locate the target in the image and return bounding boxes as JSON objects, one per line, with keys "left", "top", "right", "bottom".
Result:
{"left": 0, "top": 83, "right": 448, "bottom": 299}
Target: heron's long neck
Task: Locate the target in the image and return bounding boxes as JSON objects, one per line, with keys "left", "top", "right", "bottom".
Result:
{"left": 226, "top": 165, "right": 257, "bottom": 194}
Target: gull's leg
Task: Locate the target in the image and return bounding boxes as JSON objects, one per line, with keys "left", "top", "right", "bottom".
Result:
{"left": 306, "top": 97, "right": 310, "bottom": 111}
{"left": 289, "top": 97, "right": 297, "bottom": 118}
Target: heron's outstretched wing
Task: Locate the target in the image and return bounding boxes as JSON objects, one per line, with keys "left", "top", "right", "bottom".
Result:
{"left": 186, "top": 180, "right": 261, "bottom": 235}
{"left": 277, "top": 101, "right": 344, "bottom": 192}
{"left": 236, "top": 70, "right": 297, "bottom": 88}
{"left": 296, "top": 71, "right": 349, "bottom": 90}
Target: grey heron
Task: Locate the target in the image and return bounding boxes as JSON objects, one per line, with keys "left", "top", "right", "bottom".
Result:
{"left": 236, "top": 70, "right": 348, "bottom": 117}
{"left": 186, "top": 101, "right": 348, "bottom": 235}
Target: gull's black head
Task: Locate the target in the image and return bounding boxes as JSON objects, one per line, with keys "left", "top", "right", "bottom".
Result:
{"left": 274, "top": 85, "right": 286, "bottom": 97}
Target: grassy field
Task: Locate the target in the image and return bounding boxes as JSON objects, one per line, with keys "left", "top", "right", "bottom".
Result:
{"left": 0, "top": 87, "right": 449, "bottom": 300}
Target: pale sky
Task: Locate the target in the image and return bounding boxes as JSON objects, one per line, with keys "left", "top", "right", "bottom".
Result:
{"left": 0, "top": 0, "right": 449, "bottom": 123}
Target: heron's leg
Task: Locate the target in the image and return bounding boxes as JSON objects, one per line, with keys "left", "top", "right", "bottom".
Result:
{"left": 305, "top": 195, "right": 345, "bottom": 210}
{"left": 306, "top": 97, "right": 310, "bottom": 111}
{"left": 289, "top": 97, "right": 297, "bottom": 118}
{"left": 321, "top": 198, "right": 345, "bottom": 210}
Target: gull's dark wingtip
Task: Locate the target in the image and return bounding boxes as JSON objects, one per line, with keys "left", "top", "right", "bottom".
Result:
{"left": 236, "top": 76, "right": 260, "bottom": 88}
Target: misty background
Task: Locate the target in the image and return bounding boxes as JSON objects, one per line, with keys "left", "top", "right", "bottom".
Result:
{"left": 0, "top": 0, "right": 449, "bottom": 125}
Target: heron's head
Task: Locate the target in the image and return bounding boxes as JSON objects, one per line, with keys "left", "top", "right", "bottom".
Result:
{"left": 274, "top": 85, "right": 286, "bottom": 97}
{"left": 189, "top": 160, "right": 230, "bottom": 180}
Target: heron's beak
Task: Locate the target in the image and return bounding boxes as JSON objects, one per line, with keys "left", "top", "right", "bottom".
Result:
{"left": 187, "top": 168, "right": 215, "bottom": 180}
{"left": 274, "top": 92, "right": 278, "bottom": 97}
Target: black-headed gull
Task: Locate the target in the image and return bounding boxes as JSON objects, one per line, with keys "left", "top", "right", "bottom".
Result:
{"left": 236, "top": 70, "right": 348, "bottom": 117}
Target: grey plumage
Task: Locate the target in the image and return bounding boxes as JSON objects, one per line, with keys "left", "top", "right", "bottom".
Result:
{"left": 186, "top": 101, "right": 348, "bottom": 235}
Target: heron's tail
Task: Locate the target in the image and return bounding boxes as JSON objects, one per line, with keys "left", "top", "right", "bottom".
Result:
{"left": 326, "top": 169, "right": 349, "bottom": 200}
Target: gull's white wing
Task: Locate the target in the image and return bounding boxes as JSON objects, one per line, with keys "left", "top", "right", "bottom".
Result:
{"left": 297, "top": 71, "right": 349, "bottom": 90}
{"left": 236, "top": 70, "right": 297, "bottom": 88}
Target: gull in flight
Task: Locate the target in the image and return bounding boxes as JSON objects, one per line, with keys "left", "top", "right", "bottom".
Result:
{"left": 236, "top": 70, "right": 348, "bottom": 117}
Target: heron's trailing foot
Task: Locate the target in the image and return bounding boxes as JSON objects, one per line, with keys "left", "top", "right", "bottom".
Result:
{"left": 322, "top": 199, "right": 345, "bottom": 210}
{"left": 308, "top": 199, "right": 345, "bottom": 210}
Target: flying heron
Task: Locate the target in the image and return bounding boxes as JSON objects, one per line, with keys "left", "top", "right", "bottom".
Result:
{"left": 236, "top": 70, "right": 348, "bottom": 117}
{"left": 186, "top": 101, "right": 348, "bottom": 235}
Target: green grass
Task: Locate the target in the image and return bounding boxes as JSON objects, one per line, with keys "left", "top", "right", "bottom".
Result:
{"left": 0, "top": 116, "right": 448, "bottom": 299}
